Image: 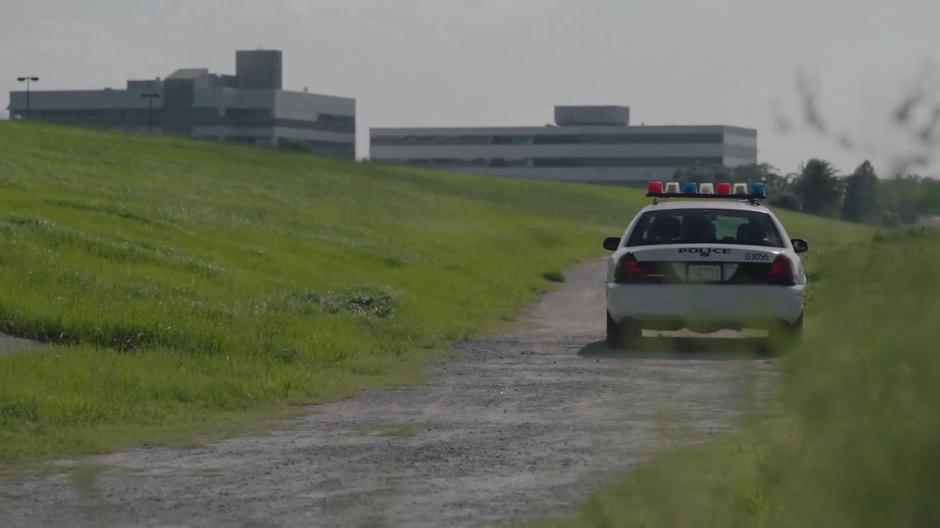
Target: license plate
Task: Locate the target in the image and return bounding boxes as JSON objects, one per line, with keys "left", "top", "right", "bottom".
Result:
{"left": 687, "top": 264, "right": 721, "bottom": 283}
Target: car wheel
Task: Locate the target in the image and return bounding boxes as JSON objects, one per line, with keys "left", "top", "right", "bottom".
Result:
{"left": 607, "top": 313, "right": 641, "bottom": 349}
{"left": 783, "top": 313, "right": 804, "bottom": 344}
{"left": 606, "top": 312, "right": 620, "bottom": 347}
{"left": 769, "top": 313, "right": 803, "bottom": 352}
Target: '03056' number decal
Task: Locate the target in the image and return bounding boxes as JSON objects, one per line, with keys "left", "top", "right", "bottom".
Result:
{"left": 744, "top": 252, "right": 771, "bottom": 262}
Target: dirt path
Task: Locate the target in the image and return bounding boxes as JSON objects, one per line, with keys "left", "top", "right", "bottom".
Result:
{"left": 0, "top": 259, "right": 777, "bottom": 527}
{"left": 0, "top": 333, "right": 38, "bottom": 358}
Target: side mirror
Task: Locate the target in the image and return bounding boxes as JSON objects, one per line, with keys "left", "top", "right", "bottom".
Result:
{"left": 791, "top": 239, "right": 809, "bottom": 253}
{"left": 603, "top": 237, "right": 621, "bottom": 251}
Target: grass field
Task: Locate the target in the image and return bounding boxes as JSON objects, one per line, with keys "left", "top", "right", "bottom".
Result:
{"left": 0, "top": 122, "right": 643, "bottom": 463}
{"left": 0, "top": 122, "right": 872, "bottom": 465}
{"left": 530, "top": 228, "right": 940, "bottom": 527}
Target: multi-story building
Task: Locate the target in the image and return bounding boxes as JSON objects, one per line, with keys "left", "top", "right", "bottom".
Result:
{"left": 370, "top": 106, "right": 756, "bottom": 184}
{"left": 7, "top": 50, "right": 356, "bottom": 158}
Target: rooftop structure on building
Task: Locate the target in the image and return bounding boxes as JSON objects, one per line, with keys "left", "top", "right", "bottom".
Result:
{"left": 7, "top": 50, "right": 356, "bottom": 159}
{"left": 370, "top": 105, "right": 756, "bottom": 185}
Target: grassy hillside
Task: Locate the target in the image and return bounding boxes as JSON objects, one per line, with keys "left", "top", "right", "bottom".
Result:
{"left": 531, "top": 229, "right": 940, "bottom": 527}
{"left": 0, "top": 122, "right": 632, "bottom": 462}
{"left": 0, "top": 122, "right": 872, "bottom": 464}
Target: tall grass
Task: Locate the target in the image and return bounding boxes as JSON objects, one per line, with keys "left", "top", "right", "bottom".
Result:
{"left": 531, "top": 228, "right": 940, "bottom": 527}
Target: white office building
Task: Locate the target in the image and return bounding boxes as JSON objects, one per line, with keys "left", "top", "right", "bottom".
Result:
{"left": 7, "top": 50, "right": 356, "bottom": 158}
{"left": 370, "top": 106, "right": 757, "bottom": 184}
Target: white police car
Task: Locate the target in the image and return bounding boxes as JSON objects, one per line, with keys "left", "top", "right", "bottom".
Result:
{"left": 603, "top": 182, "right": 808, "bottom": 347}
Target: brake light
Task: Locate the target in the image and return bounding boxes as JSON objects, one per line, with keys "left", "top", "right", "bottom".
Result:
{"left": 767, "top": 254, "right": 795, "bottom": 285}
{"left": 615, "top": 252, "right": 646, "bottom": 283}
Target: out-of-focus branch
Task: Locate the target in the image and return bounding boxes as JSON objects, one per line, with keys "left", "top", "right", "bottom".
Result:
{"left": 795, "top": 70, "right": 828, "bottom": 135}
{"left": 781, "top": 61, "right": 940, "bottom": 177}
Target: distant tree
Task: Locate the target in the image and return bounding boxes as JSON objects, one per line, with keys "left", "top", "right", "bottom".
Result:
{"left": 673, "top": 162, "right": 786, "bottom": 187}
{"left": 769, "top": 193, "right": 801, "bottom": 211}
{"left": 915, "top": 178, "right": 940, "bottom": 216}
{"left": 736, "top": 163, "right": 799, "bottom": 198}
{"left": 842, "top": 160, "right": 880, "bottom": 223}
{"left": 672, "top": 163, "right": 729, "bottom": 183}
{"left": 879, "top": 174, "right": 940, "bottom": 225}
{"left": 672, "top": 162, "right": 805, "bottom": 209}
{"left": 731, "top": 163, "right": 777, "bottom": 184}
{"left": 796, "top": 159, "right": 842, "bottom": 215}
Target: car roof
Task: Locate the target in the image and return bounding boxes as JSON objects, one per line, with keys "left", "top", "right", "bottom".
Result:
{"left": 639, "top": 200, "right": 772, "bottom": 214}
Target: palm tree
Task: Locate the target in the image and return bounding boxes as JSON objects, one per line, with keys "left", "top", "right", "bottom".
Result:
{"left": 796, "top": 159, "right": 842, "bottom": 215}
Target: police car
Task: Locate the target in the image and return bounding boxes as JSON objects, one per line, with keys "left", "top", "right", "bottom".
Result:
{"left": 603, "top": 181, "right": 808, "bottom": 347}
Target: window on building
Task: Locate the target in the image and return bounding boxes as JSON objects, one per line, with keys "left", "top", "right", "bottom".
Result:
{"left": 532, "top": 157, "right": 725, "bottom": 168}
{"left": 533, "top": 135, "right": 583, "bottom": 145}
{"left": 532, "top": 133, "right": 724, "bottom": 145}
{"left": 491, "top": 135, "right": 533, "bottom": 145}
{"left": 317, "top": 113, "right": 355, "bottom": 124}
{"left": 488, "top": 158, "right": 529, "bottom": 167}
{"left": 225, "top": 108, "right": 271, "bottom": 119}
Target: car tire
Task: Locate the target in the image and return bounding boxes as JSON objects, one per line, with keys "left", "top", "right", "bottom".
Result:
{"left": 607, "top": 313, "right": 641, "bottom": 349}
{"left": 768, "top": 313, "right": 803, "bottom": 352}
{"left": 783, "top": 313, "right": 804, "bottom": 346}
{"left": 606, "top": 312, "right": 619, "bottom": 347}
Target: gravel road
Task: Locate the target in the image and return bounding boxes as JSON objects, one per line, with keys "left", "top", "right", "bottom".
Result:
{"left": 0, "top": 259, "right": 777, "bottom": 527}
{"left": 0, "top": 333, "right": 38, "bottom": 358}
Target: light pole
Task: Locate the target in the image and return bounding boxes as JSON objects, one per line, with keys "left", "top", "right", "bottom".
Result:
{"left": 140, "top": 92, "right": 161, "bottom": 133}
{"left": 16, "top": 76, "right": 39, "bottom": 118}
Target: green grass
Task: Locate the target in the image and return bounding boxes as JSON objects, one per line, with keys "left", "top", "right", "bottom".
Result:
{"left": 530, "top": 228, "right": 940, "bottom": 527}
{"left": 0, "top": 122, "right": 645, "bottom": 463}
{"left": 0, "top": 122, "right": 873, "bottom": 466}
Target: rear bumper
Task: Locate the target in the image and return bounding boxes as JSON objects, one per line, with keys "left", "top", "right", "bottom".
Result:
{"left": 606, "top": 282, "right": 805, "bottom": 327}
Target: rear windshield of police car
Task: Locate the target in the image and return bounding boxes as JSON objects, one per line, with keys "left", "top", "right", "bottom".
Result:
{"left": 627, "top": 209, "right": 784, "bottom": 248}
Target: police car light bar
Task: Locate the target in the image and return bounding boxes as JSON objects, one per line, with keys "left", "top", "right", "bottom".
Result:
{"left": 646, "top": 181, "right": 766, "bottom": 200}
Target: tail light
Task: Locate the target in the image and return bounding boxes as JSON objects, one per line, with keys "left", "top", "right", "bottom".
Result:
{"left": 767, "top": 254, "right": 795, "bottom": 285}
{"left": 615, "top": 252, "right": 646, "bottom": 283}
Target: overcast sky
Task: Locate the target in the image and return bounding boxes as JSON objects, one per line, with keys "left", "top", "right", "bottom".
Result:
{"left": 2, "top": 0, "right": 939, "bottom": 175}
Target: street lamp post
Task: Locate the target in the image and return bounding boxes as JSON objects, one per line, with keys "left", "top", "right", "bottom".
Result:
{"left": 16, "top": 76, "right": 39, "bottom": 118}
{"left": 140, "top": 92, "right": 161, "bottom": 133}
